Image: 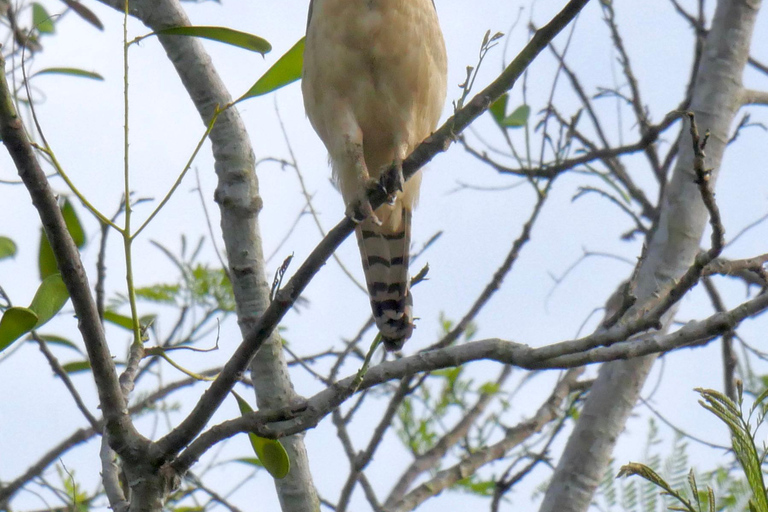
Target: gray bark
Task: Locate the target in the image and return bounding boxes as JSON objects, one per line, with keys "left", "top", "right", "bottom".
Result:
{"left": 539, "top": 1, "right": 761, "bottom": 511}
{"left": 95, "top": 1, "right": 319, "bottom": 510}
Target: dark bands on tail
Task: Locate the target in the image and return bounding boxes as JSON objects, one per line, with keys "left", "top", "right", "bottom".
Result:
{"left": 360, "top": 230, "right": 407, "bottom": 241}
{"left": 363, "top": 255, "right": 406, "bottom": 269}
{"left": 355, "top": 208, "right": 414, "bottom": 350}
{"left": 369, "top": 282, "right": 406, "bottom": 295}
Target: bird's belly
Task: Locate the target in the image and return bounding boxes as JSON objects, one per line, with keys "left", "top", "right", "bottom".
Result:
{"left": 304, "top": 0, "right": 446, "bottom": 173}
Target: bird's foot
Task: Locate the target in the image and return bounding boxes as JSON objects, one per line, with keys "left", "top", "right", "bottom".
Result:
{"left": 346, "top": 177, "right": 384, "bottom": 225}
{"left": 380, "top": 161, "right": 405, "bottom": 205}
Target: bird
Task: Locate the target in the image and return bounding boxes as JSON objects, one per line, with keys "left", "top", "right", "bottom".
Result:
{"left": 302, "top": 0, "right": 447, "bottom": 350}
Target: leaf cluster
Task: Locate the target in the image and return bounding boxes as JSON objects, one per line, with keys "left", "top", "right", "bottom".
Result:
{"left": 614, "top": 385, "right": 768, "bottom": 512}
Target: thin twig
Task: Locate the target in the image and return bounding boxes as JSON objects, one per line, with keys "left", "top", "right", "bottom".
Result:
{"left": 33, "top": 333, "right": 100, "bottom": 429}
{"left": 702, "top": 276, "right": 737, "bottom": 402}
{"left": 157, "top": 0, "right": 593, "bottom": 462}
{"left": 429, "top": 180, "right": 552, "bottom": 350}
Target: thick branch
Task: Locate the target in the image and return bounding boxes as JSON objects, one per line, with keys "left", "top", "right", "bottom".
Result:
{"left": 156, "top": 0, "right": 592, "bottom": 460}
{"left": 171, "top": 287, "right": 768, "bottom": 467}
{"left": 741, "top": 88, "right": 768, "bottom": 105}
{"left": 0, "top": 55, "right": 146, "bottom": 460}
{"left": 0, "top": 368, "right": 225, "bottom": 505}
{"left": 539, "top": 1, "right": 762, "bottom": 510}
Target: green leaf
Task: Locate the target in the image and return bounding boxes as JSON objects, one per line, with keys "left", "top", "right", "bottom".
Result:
{"left": 38, "top": 228, "right": 57, "bottom": 280}
{"left": 232, "top": 457, "right": 264, "bottom": 467}
{"left": 500, "top": 104, "right": 531, "bottom": 128}
{"left": 60, "top": 0, "right": 104, "bottom": 30}
{"left": 232, "top": 391, "right": 290, "bottom": 479}
{"left": 104, "top": 310, "right": 133, "bottom": 330}
{"left": 27, "top": 334, "right": 82, "bottom": 354}
{"left": 135, "top": 284, "right": 180, "bottom": 304}
{"left": 189, "top": 265, "right": 235, "bottom": 311}
{"left": 62, "top": 199, "right": 86, "bottom": 247}
{"left": 32, "top": 3, "right": 55, "bottom": 34}
{"left": 61, "top": 360, "right": 91, "bottom": 374}
{"left": 454, "top": 476, "right": 496, "bottom": 496}
{"left": 38, "top": 198, "right": 86, "bottom": 280}
{"left": 0, "top": 307, "right": 38, "bottom": 353}
{"left": 103, "top": 310, "right": 156, "bottom": 332}
{"left": 0, "top": 236, "right": 17, "bottom": 260}
{"left": 478, "top": 382, "right": 500, "bottom": 395}
{"left": 0, "top": 275, "right": 71, "bottom": 354}
{"left": 489, "top": 93, "right": 508, "bottom": 125}
{"left": 29, "top": 274, "right": 70, "bottom": 328}
{"left": 241, "top": 37, "right": 304, "bottom": 100}
{"left": 156, "top": 26, "right": 271, "bottom": 54}
{"left": 32, "top": 67, "right": 104, "bottom": 81}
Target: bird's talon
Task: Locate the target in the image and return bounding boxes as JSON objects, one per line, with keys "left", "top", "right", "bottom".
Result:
{"left": 346, "top": 197, "right": 381, "bottom": 225}
{"left": 380, "top": 161, "right": 405, "bottom": 197}
{"left": 365, "top": 177, "right": 386, "bottom": 196}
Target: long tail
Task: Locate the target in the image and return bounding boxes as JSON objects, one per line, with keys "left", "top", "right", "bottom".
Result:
{"left": 356, "top": 207, "right": 413, "bottom": 350}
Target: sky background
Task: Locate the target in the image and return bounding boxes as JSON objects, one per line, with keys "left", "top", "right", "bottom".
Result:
{"left": 1, "top": 0, "right": 768, "bottom": 510}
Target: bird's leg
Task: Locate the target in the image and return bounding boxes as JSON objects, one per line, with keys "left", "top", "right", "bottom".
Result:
{"left": 380, "top": 158, "right": 404, "bottom": 205}
{"left": 343, "top": 140, "right": 384, "bottom": 225}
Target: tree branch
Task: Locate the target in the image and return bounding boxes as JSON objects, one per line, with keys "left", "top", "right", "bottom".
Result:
{"left": 171, "top": 284, "right": 768, "bottom": 468}
{"left": 386, "top": 366, "right": 511, "bottom": 505}
{"left": 0, "top": 53, "right": 147, "bottom": 461}
{"left": 741, "top": 88, "right": 768, "bottom": 105}
{"left": 385, "top": 368, "right": 583, "bottom": 512}
{"left": 155, "top": 0, "right": 592, "bottom": 461}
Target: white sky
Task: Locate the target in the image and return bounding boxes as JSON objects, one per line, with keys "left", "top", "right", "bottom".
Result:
{"left": 1, "top": 0, "right": 768, "bottom": 510}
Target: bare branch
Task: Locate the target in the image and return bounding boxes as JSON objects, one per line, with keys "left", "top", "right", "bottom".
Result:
{"left": 386, "top": 369, "right": 583, "bottom": 512}
{"left": 0, "top": 51, "right": 145, "bottom": 459}
{"left": 386, "top": 366, "right": 512, "bottom": 504}
{"left": 33, "top": 333, "right": 99, "bottom": 429}
{"left": 429, "top": 181, "right": 550, "bottom": 350}
{"left": 702, "top": 277, "right": 737, "bottom": 401}
{"left": 172, "top": 285, "right": 768, "bottom": 466}
{"left": 741, "top": 88, "right": 768, "bottom": 105}
{"left": 155, "top": 0, "right": 592, "bottom": 461}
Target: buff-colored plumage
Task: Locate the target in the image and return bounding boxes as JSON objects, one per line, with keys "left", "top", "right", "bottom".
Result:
{"left": 302, "top": 0, "right": 447, "bottom": 349}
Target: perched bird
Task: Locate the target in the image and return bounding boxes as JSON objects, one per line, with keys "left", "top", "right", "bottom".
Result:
{"left": 302, "top": 0, "right": 448, "bottom": 350}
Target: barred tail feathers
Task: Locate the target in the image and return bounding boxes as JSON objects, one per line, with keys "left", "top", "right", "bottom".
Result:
{"left": 356, "top": 204, "right": 413, "bottom": 350}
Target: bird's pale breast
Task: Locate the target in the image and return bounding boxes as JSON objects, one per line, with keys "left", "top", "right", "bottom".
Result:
{"left": 303, "top": 0, "right": 447, "bottom": 179}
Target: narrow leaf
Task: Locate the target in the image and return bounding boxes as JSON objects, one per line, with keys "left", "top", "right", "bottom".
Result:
{"left": 0, "top": 307, "right": 38, "bottom": 353}
{"left": 500, "top": 104, "right": 531, "bottom": 128}
{"left": 750, "top": 387, "right": 768, "bottom": 416}
{"left": 61, "top": 199, "right": 86, "bottom": 247}
{"left": 232, "top": 391, "right": 290, "bottom": 479}
{"left": 32, "top": 3, "right": 55, "bottom": 34}
{"left": 60, "top": 0, "right": 103, "bottom": 30}
{"left": 27, "top": 334, "right": 82, "bottom": 354}
{"left": 38, "top": 198, "right": 86, "bottom": 279}
{"left": 687, "top": 469, "right": 698, "bottom": 507}
{"left": 32, "top": 67, "right": 104, "bottom": 81}
{"left": 232, "top": 457, "right": 264, "bottom": 467}
{"left": 156, "top": 26, "right": 271, "bottom": 54}
{"left": 38, "top": 227, "right": 57, "bottom": 280}
{"left": 0, "top": 236, "right": 17, "bottom": 260}
{"left": 61, "top": 360, "right": 91, "bottom": 374}
{"left": 29, "top": 273, "right": 69, "bottom": 327}
{"left": 241, "top": 37, "right": 304, "bottom": 100}
{"left": 103, "top": 310, "right": 134, "bottom": 330}
{"left": 489, "top": 93, "right": 508, "bottom": 125}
